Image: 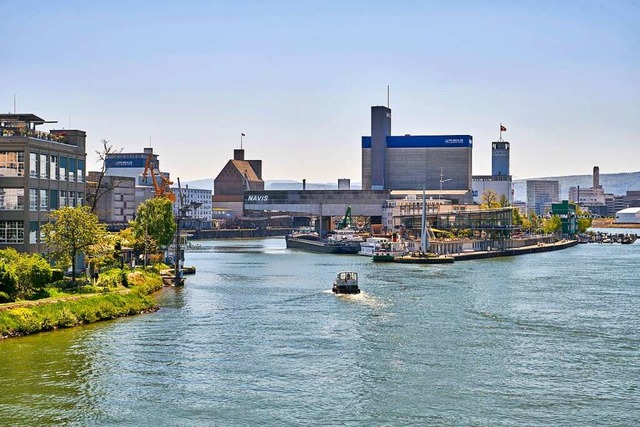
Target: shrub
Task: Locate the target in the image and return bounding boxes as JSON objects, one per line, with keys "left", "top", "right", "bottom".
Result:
{"left": 0, "top": 291, "right": 12, "bottom": 303}
{"left": 25, "top": 288, "right": 51, "bottom": 300}
{"left": 51, "top": 269, "right": 65, "bottom": 282}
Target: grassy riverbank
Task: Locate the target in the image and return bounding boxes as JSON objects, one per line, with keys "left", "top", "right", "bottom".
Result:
{"left": 0, "top": 269, "right": 163, "bottom": 339}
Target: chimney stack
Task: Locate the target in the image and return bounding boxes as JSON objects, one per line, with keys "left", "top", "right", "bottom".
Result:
{"left": 593, "top": 166, "right": 600, "bottom": 189}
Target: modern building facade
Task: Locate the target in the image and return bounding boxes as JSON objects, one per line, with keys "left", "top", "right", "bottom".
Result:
{"left": 0, "top": 113, "right": 86, "bottom": 253}
{"left": 172, "top": 185, "right": 212, "bottom": 230}
{"left": 526, "top": 180, "right": 560, "bottom": 215}
{"left": 362, "top": 106, "right": 473, "bottom": 193}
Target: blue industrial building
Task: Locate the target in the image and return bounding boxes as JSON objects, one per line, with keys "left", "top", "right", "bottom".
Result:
{"left": 361, "top": 106, "right": 473, "bottom": 200}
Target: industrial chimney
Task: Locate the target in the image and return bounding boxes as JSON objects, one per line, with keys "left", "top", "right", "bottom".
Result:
{"left": 593, "top": 166, "right": 600, "bottom": 189}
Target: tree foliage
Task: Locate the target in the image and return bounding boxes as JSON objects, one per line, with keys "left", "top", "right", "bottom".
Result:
{"left": 42, "top": 206, "right": 108, "bottom": 283}
{"left": 0, "top": 249, "right": 52, "bottom": 300}
{"left": 131, "top": 198, "right": 176, "bottom": 248}
{"left": 543, "top": 215, "right": 563, "bottom": 234}
{"left": 480, "top": 189, "right": 500, "bottom": 209}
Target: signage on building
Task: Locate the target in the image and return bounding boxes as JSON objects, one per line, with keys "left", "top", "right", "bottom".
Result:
{"left": 247, "top": 195, "right": 269, "bottom": 202}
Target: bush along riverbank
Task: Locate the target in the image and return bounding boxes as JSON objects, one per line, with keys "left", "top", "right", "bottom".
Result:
{"left": 0, "top": 269, "right": 164, "bottom": 339}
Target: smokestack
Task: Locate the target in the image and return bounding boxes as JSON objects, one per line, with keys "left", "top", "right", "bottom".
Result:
{"left": 234, "top": 149, "right": 245, "bottom": 160}
{"left": 593, "top": 166, "right": 600, "bottom": 189}
{"left": 302, "top": 179, "right": 306, "bottom": 191}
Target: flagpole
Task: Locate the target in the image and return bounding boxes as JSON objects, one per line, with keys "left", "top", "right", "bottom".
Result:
{"left": 499, "top": 122, "right": 502, "bottom": 141}
{"left": 240, "top": 133, "right": 243, "bottom": 149}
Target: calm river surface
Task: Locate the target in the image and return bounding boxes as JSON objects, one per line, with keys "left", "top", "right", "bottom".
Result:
{"left": 1, "top": 238, "right": 639, "bottom": 426}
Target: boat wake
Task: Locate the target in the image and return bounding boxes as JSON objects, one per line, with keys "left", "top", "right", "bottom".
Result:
{"left": 325, "top": 289, "right": 386, "bottom": 308}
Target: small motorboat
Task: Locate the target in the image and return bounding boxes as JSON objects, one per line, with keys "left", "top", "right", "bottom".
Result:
{"left": 332, "top": 271, "right": 360, "bottom": 294}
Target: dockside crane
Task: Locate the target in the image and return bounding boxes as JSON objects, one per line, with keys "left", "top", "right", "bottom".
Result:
{"left": 142, "top": 153, "right": 176, "bottom": 202}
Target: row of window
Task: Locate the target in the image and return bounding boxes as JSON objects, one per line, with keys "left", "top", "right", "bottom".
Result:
{"left": 0, "top": 151, "right": 84, "bottom": 182}
{"left": 0, "top": 188, "right": 84, "bottom": 210}
{"left": 0, "top": 221, "right": 46, "bottom": 244}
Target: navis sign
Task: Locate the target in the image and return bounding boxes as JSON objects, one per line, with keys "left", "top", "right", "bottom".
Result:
{"left": 247, "top": 195, "right": 269, "bottom": 202}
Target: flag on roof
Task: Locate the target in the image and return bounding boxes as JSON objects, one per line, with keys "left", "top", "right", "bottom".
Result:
{"left": 500, "top": 125, "right": 507, "bottom": 132}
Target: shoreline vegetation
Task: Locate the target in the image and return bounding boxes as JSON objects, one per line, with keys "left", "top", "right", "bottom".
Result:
{"left": 0, "top": 269, "right": 163, "bottom": 339}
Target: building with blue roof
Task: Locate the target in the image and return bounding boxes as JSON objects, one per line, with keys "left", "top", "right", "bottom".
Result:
{"left": 361, "top": 106, "right": 473, "bottom": 202}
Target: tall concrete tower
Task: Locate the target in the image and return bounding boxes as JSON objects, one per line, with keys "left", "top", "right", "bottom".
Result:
{"left": 491, "top": 141, "right": 510, "bottom": 176}
{"left": 593, "top": 166, "right": 601, "bottom": 189}
{"left": 370, "top": 106, "right": 391, "bottom": 190}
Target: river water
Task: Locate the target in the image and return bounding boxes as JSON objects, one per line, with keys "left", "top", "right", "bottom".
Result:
{"left": 1, "top": 238, "right": 639, "bottom": 426}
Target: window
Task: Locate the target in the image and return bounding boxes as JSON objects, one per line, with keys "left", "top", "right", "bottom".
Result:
{"left": 30, "top": 221, "right": 38, "bottom": 244}
{"left": 30, "top": 189, "right": 38, "bottom": 211}
{"left": 40, "top": 154, "right": 48, "bottom": 179}
{"left": 59, "top": 157, "right": 67, "bottom": 181}
{"left": 60, "top": 190, "right": 67, "bottom": 207}
{"left": 0, "top": 188, "right": 24, "bottom": 210}
{"left": 0, "top": 152, "right": 25, "bottom": 177}
{"left": 50, "top": 189, "right": 59, "bottom": 210}
{"left": 69, "top": 191, "right": 76, "bottom": 207}
{"left": 50, "top": 155, "right": 58, "bottom": 180}
{"left": 29, "top": 153, "right": 38, "bottom": 178}
{"left": 40, "top": 189, "right": 48, "bottom": 210}
{"left": 77, "top": 159, "right": 85, "bottom": 182}
{"left": 69, "top": 158, "right": 76, "bottom": 182}
{"left": 0, "top": 221, "right": 24, "bottom": 243}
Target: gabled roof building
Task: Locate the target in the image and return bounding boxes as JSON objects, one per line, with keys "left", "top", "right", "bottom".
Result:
{"left": 213, "top": 149, "right": 263, "bottom": 217}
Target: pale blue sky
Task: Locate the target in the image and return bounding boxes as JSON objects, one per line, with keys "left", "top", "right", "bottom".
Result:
{"left": 2, "top": 1, "right": 638, "bottom": 183}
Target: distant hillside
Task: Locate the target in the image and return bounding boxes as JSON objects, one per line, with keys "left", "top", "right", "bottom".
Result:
{"left": 513, "top": 172, "right": 640, "bottom": 201}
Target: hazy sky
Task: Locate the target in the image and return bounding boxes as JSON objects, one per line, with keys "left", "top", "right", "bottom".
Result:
{"left": 2, "top": 1, "right": 638, "bottom": 183}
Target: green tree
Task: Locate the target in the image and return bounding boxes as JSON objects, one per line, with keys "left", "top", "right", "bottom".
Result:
{"left": 131, "top": 198, "right": 176, "bottom": 248}
{"left": 575, "top": 205, "right": 593, "bottom": 233}
{"left": 0, "top": 248, "right": 52, "bottom": 299}
{"left": 480, "top": 189, "right": 500, "bottom": 209}
{"left": 42, "top": 206, "right": 108, "bottom": 284}
{"left": 499, "top": 194, "right": 509, "bottom": 208}
{"left": 543, "top": 215, "right": 563, "bottom": 235}
{"left": 512, "top": 208, "right": 524, "bottom": 226}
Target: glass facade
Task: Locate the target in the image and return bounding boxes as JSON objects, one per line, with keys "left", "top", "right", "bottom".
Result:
{"left": 0, "top": 188, "right": 25, "bottom": 210}
{"left": 77, "top": 159, "right": 85, "bottom": 182}
{"left": 0, "top": 152, "right": 25, "bottom": 177}
{"left": 60, "top": 190, "right": 67, "bottom": 207}
{"left": 0, "top": 221, "right": 24, "bottom": 243}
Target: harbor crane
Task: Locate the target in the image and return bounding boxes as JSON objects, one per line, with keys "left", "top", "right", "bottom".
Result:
{"left": 142, "top": 153, "right": 176, "bottom": 202}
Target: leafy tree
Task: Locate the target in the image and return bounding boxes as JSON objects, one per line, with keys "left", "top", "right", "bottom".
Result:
{"left": 498, "top": 194, "right": 509, "bottom": 208}
{"left": 575, "top": 205, "right": 593, "bottom": 233}
{"left": 42, "top": 206, "right": 108, "bottom": 284}
{"left": 512, "top": 208, "right": 524, "bottom": 226}
{"left": 131, "top": 198, "right": 176, "bottom": 248}
{"left": 543, "top": 215, "right": 563, "bottom": 235}
{"left": 480, "top": 189, "right": 500, "bottom": 209}
{"left": 0, "top": 261, "right": 17, "bottom": 301}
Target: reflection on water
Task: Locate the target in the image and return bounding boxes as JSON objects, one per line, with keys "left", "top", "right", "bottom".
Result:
{"left": 1, "top": 237, "right": 639, "bottom": 426}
